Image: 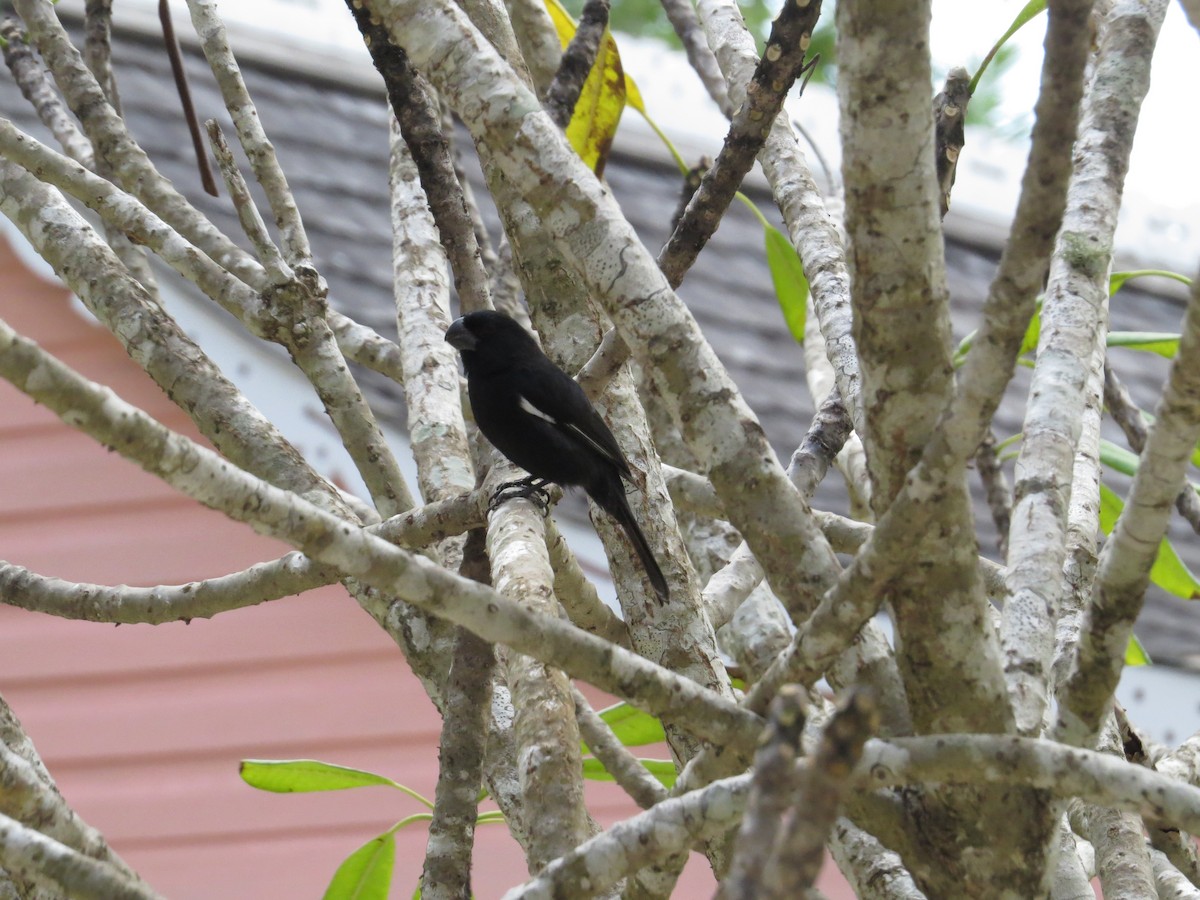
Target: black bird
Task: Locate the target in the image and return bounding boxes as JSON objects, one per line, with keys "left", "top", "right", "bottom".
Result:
{"left": 446, "top": 311, "right": 669, "bottom": 601}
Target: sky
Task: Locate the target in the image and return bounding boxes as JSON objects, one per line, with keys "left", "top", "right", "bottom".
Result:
{"left": 930, "top": 1, "right": 1199, "bottom": 272}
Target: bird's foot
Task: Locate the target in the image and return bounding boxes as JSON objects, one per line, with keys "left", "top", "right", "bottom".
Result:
{"left": 488, "top": 476, "right": 553, "bottom": 516}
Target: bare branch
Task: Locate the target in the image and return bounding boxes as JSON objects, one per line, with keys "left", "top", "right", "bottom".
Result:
{"left": 762, "top": 690, "right": 878, "bottom": 896}
{"left": 487, "top": 467, "right": 593, "bottom": 868}
{"left": 719, "top": 685, "right": 807, "bottom": 900}
{"left": 1150, "top": 846, "right": 1200, "bottom": 900}
{"left": 0, "top": 321, "right": 761, "bottom": 749}
{"left": 14, "top": 0, "right": 264, "bottom": 284}
{"left": 186, "top": 0, "right": 312, "bottom": 263}
{"left": 0, "top": 491, "right": 486, "bottom": 623}
{"left": 659, "top": 0, "right": 731, "bottom": 116}
{"left": 545, "top": 519, "right": 631, "bottom": 648}
{"left": 544, "top": 0, "right": 609, "bottom": 130}
{"left": 1105, "top": 363, "right": 1200, "bottom": 532}
{"left": 157, "top": 0, "right": 218, "bottom": 196}
{"left": 694, "top": 0, "right": 863, "bottom": 434}
{"left": 0, "top": 810, "right": 161, "bottom": 900}
{"left": 658, "top": 0, "right": 821, "bottom": 289}
{"left": 349, "top": 1, "right": 494, "bottom": 314}
{"left": 422, "top": 529, "right": 495, "bottom": 900}
{"left": 974, "top": 431, "right": 1012, "bottom": 556}
{"left": 1051, "top": 0, "right": 1177, "bottom": 749}
{"left": 369, "top": 0, "right": 844, "bottom": 624}
{"left": 1, "top": 17, "right": 94, "bottom": 165}
{"left": 573, "top": 687, "right": 667, "bottom": 811}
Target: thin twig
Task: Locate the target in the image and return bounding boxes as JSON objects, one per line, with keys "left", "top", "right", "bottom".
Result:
{"left": 348, "top": 0, "right": 493, "bottom": 313}
{"left": 657, "top": 0, "right": 822, "bottom": 290}
{"left": 544, "top": 0, "right": 610, "bottom": 130}
{"left": 975, "top": 429, "right": 1012, "bottom": 556}
{"left": 186, "top": 0, "right": 311, "bottom": 263}
{"left": 1104, "top": 362, "right": 1200, "bottom": 534}
{"left": 573, "top": 687, "right": 667, "bottom": 811}
{"left": 718, "top": 685, "right": 807, "bottom": 900}
{"left": 159, "top": 0, "right": 218, "bottom": 196}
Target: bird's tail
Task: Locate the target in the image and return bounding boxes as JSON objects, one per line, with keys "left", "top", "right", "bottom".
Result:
{"left": 595, "top": 483, "right": 669, "bottom": 602}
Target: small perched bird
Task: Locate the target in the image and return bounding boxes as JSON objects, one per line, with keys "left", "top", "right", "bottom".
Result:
{"left": 446, "top": 311, "right": 669, "bottom": 602}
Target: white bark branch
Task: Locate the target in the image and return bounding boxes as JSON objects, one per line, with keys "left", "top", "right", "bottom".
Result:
{"left": 0, "top": 320, "right": 762, "bottom": 750}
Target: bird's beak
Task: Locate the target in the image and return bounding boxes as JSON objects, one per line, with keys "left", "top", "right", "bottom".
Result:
{"left": 445, "top": 317, "right": 477, "bottom": 351}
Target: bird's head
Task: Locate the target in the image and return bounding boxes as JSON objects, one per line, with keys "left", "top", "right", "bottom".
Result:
{"left": 444, "top": 315, "right": 480, "bottom": 352}
{"left": 445, "top": 311, "right": 540, "bottom": 372}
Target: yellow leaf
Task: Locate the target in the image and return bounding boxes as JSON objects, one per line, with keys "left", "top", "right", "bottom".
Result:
{"left": 541, "top": 0, "right": 639, "bottom": 173}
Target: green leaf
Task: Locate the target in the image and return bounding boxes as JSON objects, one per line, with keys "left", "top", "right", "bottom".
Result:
{"left": 1099, "top": 439, "right": 1139, "bottom": 478}
{"left": 594, "top": 702, "right": 666, "bottom": 747}
{"left": 1107, "top": 332, "right": 1179, "bottom": 359}
{"left": 239, "top": 760, "right": 428, "bottom": 806}
{"left": 970, "top": 0, "right": 1046, "bottom": 94}
{"left": 955, "top": 301, "right": 1040, "bottom": 368}
{"left": 1125, "top": 633, "right": 1152, "bottom": 667}
{"left": 323, "top": 833, "right": 395, "bottom": 900}
{"left": 764, "top": 225, "right": 808, "bottom": 343}
{"left": 1098, "top": 484, "right": 1200, "bottom": 600}
{"left": 1019, "top": 302, "right": 1042, "bottom": 357}
{"left": 581, "top": 756, "right": 677, "bottom": 788}
{"left": 1110, "top": 269, "right": 1193, "bottom": 296}
{"left": 1101, "top": 437, "right": 1200, "bottom": 496}
{"left": 953, "top": 329, "right": 976, "bottom": 368}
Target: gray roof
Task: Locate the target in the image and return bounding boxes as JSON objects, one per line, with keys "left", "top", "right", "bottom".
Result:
{"left": 3, "top": 22, "right": 1198, "bottom": 665}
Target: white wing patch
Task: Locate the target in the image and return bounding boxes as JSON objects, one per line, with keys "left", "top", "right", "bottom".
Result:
{"left": 520, "top": 394, "right": 622, "bottom": 466}
{"left": 566, "top": 422, "right": 618, "bottom": 464}
{"left": 518, "top": 394, "right": 558, "bottom": 424}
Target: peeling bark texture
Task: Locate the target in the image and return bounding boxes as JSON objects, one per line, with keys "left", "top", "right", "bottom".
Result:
{"left": 487, "top": 484, "right": 593, "bottom": 871}
{"left": 5, "top": 0, "right": 1200, "bottom": 895}
{"left": 1050, "top": 0, "right": 1172, "bottom": 749}
{"left": 837, "top": 0, "right": 952, "bottom": 510}
{"left": 762, "top": 690, "right": 877, "bottom": 896}
{"left": 718, "top": 686, "right": 807, "bottom": 900}
{"left": 351, "top": 2, "right": 495, "bottom": 314}
{"left": 422, "top": 529, "right": 495, "bottom": 900}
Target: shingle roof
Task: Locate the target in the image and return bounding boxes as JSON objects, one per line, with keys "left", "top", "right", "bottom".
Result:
{"left": 3, "top": 21, "right": 1198, "bottom": 664}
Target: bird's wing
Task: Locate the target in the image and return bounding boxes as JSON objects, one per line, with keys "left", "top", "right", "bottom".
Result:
{"left": 513, "top": 364, "right": 633, "bottom": 480}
